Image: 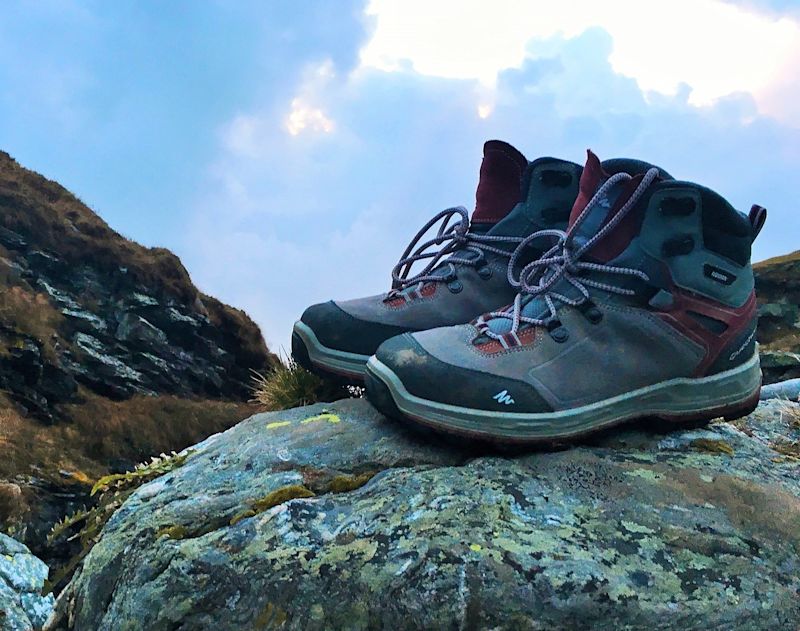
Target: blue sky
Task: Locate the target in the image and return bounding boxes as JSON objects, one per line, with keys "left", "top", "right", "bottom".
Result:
{"left": 1, "top": 0, "right": 798, "bottom": 350}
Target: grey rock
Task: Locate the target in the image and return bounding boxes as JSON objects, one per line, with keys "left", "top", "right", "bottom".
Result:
{"left": 73, "top": 333, "right": 145, "bottom": 383}
{"left": 0, "top": 534, "right": 54, "bottom": 631}
{"left": 60, "top": 309, "right": 107, "bottom": 333}
{"left": 758, "top": 301, "right": 799, "bottom": 323}
{"left": 0, "top": 227, "right": 27, "bottom": 250}
{"left": 761, "top": 378, "right": 800, "bottom": 402}
{"left": 166, "top": 307, "right": 199, "bottom": 325}
{"left": 25, "top": 252, "right": 60, "bottom": 274}
{"left": 0, "top": 257, "right": 26, "bottom": 280}
{"left": 0, "top": 331, "right": 77, "bottom": 423}
{"left": 34, "top": 282, "right": 79, "bottom": 311}
{"left": 131, "top": 292, "right": 159, "bottom": 306}
{"left": 760, "top": 350, "right": 800, "bottom": 369}
{"left": 49, "top": 398, "right": 800, "bottom": 631}
{"left": 114, "top": 313, "right": 169, "bottom": 348}
{"left": 759, "top": 351, "right": 800, "bottom": 385}
{"left": 754, "top": 252, "right": 800, "bottom": 384}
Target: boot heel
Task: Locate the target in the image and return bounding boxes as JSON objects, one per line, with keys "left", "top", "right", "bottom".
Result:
{"left": 722, "top": 390, "right": 760, "bottom": 422}
{"left": 655, "top": 389, "right": 761, "bottom": 427}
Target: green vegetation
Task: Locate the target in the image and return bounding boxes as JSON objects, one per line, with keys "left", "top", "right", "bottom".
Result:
{"left": 326, "top": 472, "right": 375, "bottom": 493}
{"left": 46, "top": 451, "right": 193, "bottom": 594}
{"left": 250, "top": 356, "right": 352, "bottom": 411}
{"left": 228, "top": 472, "right": 378, "bottom": 527}
{"left": 90, "top": 450, "right": 192, "bottom": 497}
{"left": 157, "top": 524, "right": 190, "bottom": 540}
{"left": 254, "top": 603, "right": 288, "bottom": 629}
{"left": 230, "top": 484, "right": 316, "bottom": 526}
{"left": 689, "top": 438, "right": 735, "bottom": 456}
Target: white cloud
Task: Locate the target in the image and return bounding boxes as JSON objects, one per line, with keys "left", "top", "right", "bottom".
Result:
{"left": 359, "top": 0, "right": 800, "bottom": 126}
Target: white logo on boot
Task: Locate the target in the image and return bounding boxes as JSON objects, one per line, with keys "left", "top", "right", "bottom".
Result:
{"left": 493, "top": 390, "right": 515, "bottom": 405}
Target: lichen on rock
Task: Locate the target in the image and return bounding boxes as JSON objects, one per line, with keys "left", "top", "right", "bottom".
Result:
{"left": 0, "top": 533, "right": 54, "bottom": 631}
{"left": 45, "top": 398, "right": 800, "bottom": 630}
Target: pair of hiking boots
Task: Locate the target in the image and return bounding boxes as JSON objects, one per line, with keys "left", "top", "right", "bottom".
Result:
{"left": 293, "top": 141, "right": 767, "bottom": 444}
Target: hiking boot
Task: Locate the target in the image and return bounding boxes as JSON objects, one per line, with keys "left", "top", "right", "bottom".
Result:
{"left": 292, "top": 140, "right": 584, "bottom": 383}
{"left": 366, "top": 151, "right": 765, "bottom": 443}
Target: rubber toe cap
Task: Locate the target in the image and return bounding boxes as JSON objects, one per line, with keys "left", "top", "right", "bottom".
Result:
{"left": 301, "top": 301, "right": 412, "bottom": 356}
{"left": 375, "top": 333, "right": 553, "bottom": 413}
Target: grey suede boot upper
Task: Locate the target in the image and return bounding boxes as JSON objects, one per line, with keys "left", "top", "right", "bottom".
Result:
{"left": 367, "top": 150, "right": 764, "bottom": 441}
{"left": 294, "top": 141, "right": 584, "bottom": 375}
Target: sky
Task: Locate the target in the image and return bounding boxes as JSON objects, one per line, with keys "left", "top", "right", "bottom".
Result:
{"left": 1, "top": 0, "right": 799, "bottom": 351}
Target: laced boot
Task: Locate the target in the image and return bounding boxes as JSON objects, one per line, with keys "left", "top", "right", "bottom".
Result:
{"left": 366, "top": 150, "right": 764, "bottom": 443}
{"left": 292, "top": 140, "right": 584, "bottom": 383}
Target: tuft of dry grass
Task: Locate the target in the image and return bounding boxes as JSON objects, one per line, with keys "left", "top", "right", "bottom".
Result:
{"left": 0, "top": 285, "right": 63, "bottom": 357}
{"left": 61, "top": 393, "right": 258, "bottom": 465}
{"left": 250, "top": 358, "right": 325, "bottom": 411}
{"left": 0, "top": 391, "right": 258, "bottom": 483}
{"left": 771, "top": 439, "right": 800, "bottom": 460}
{"left": 778, "top": 401, "right": 800, "bottom": 429}
{"left": 0, "top": 482, "right": 27, "bottom": 531}
{"left": 250, "top": 354, "right": 355, "bottom": 411}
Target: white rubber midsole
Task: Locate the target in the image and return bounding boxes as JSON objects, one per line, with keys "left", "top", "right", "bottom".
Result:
{"left": 366, "top": 351, "right": 762, "bottom": 439}
{"left": 293, "top": 321, "right": 369, "bottom": 379}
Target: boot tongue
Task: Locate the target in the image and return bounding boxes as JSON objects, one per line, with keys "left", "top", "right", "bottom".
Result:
{"left": 484, "top": 151, "right": 641, "bottom": 336}
{"left": 483, "top": 151, "right": 671, "bottom": 336}
{"left": 568, "top": 149, "right": 606, "bottom": 227}
{"left": 472, "top": 140, "right": 528, "bottom": 225}
{"left": 566, "top": 149, "right": 639, "bottom": 249}
{"left": 569, "top": 150, "right": 673, "bottom": 261}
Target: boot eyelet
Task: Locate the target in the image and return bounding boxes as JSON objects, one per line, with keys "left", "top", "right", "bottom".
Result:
{"left": 549, "top": 326, "right": 569, "bottom": 343}
{"left": 585, "top": 306, "right": 603, "bottom": 324}
{"left": 546, "top": 319, "right": 569, "bottom": 343}
{"left": 477, "top": 265, "right": 493, "bottom": 280}
{"left": 447, "top": 280, "right": 463, "bottom": 293}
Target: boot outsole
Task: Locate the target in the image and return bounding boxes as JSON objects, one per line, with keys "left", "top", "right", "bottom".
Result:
{"left": 291, "top": 329, "right": 366, "bottom": 387}
{"left": 365, "top": 355, "right": 762, "bottom": 446}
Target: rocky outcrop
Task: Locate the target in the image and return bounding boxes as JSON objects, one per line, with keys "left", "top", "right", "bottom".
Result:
{"left": 755, "top": 250, "right": 800, "bottom": 384}
{"left": 0, "top": 534, "right": 53, "bottom": 631}
{"left": 48, "top": 398, "right": 800, "bottom": 630}
{"left": 0, "top": 151, "right": 275, "bottom": 423}
{"left": 0, "top": 151, "right": 272, "bottom": 570}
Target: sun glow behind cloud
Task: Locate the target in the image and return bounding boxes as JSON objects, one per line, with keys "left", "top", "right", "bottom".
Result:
{"left": 285, "top": 98, "right": 335, "bottom": 136}
{"left": 360, "top": 0, "right": 800, "bottom": 124}
{"left": 284, "top": 59, "right": 337, "bottom": 136}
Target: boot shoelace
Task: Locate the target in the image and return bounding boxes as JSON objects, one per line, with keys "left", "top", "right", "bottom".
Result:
{"left": 476, "top": 168, "right": 660, "bottom": 344}
{"left": 386, "top": 206, "right": 525, "bottom": 299}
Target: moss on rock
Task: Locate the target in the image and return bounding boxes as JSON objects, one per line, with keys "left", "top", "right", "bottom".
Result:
{"left": 46, "top": 399, "right": 800, "bottom": 630}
